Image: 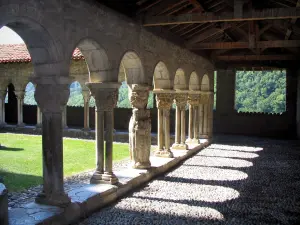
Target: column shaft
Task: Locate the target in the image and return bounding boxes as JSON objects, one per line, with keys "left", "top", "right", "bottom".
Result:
{"left": 83, "top": 97, "right": 90, "bottom": 130}
{"left": 175, "top": 106, "right": 181, "bottom": 144}
{"left": 36, "top": 112, "right": 70, "bottom": 206}
{"left": 198, "top": 104, "right": 204, "bottom": 137}
{"left": 188, "top": 105, "right": 194, "bottom": 139}
{"left": 36, "top": 107, "right": 42, "bottom": 128}
{"left": 164, "top": 110, "right": 170, "bottom": 150}
{"left": 16, "top": 96, "right": 24, "bottom": 126}
{"left": 193, "top": 106, "right": 199, "bottom": 139}
{"left": 158, "top": 108, "right": 164, "bottom": 150}
{"left": 0, "top": 94, "right": 6, "bottom": 126}
{"left": 62, "top": 106, "right": 67, "bottom": 129}
{"left": 203, "top": 104, "right": 208, "bottom": 136}
{"left": 180, "top": 110, "right": 186, "bottom": 144}
{"left": 104, "top": 111, "right": 113, "bottom": 174}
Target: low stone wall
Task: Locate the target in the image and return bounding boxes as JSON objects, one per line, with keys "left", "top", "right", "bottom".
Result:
{"left": 0, "top": 182, "right": 8, "bottom": 225}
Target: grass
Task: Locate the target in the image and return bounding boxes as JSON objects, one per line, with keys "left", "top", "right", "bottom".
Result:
{"left": 0, "top": 133, "right": 130, "bottom": 192}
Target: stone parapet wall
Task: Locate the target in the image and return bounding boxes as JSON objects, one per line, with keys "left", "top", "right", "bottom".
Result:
{"left": 0, "top": 182, "right": 8, "bottom": 225}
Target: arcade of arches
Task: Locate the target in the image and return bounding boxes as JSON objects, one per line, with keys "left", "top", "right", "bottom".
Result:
{"left": 0, "top": 0, "right": 214, "bottom": 207}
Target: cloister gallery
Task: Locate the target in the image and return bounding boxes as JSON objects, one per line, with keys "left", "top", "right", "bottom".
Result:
{"left": 1, "top": 0, "right": 300, "bottom": 224}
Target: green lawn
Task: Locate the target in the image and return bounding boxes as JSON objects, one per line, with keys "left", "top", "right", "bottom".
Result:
{"left": 0, "top": 133, "right": 130, "bottom": 192}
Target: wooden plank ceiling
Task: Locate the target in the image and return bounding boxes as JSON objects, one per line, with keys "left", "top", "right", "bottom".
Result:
{"left": 100, "top": 0, "right": 300, "bottom": 69}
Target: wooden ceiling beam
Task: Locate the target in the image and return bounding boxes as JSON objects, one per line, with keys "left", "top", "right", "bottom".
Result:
{"left": 285, "top": 0, "right": 300, "bottom": 40}
{"left": 215, "top": 54, "right": 298, "bottom": 61}
{"left": 143, "top": 7, "right": 300, "bottom": 26}
{"left": 189, "top": 40, "right": 300, "bottom": 49}
{"left": 187, "top": 0, "right": 205, "bottom": 12}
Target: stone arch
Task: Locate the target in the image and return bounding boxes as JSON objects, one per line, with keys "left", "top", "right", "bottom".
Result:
{"left": 70, "top": 38, "right": 110, "bottom": 82}
{"left": 118, "top": 51, "right": 145, "bottom": 84}
{"left": 153, "top": 61, "right": 171, "bottom": 89}
{"left": 174, "top": 68, "right": 187, "bottom": 90}
{"left": 201, "top": 74, "right": 210, "bottom": 91}
{"left": 189, "top": 72, "right": 201, "bottom": 91}
{"left": 0, "top": 19, "right": 63, "bottom": 70}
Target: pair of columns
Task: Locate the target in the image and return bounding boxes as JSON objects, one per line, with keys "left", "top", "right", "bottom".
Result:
{"left": 33, "top": 76, "right": 121, "bottom": 206}
{"left": 0, "top": 91, "right": 6, "bottom": 127}
{"left": 86, "top": 83, "right": 120, "bottom": 185}
{"left": 154, "top": 90, "right": 174, "bottom": 158}
{"left": 187, "top": 92, "right": 201, "bottom": 144}
{"left": 172, "top": 92, "right": 188, "bottom": 150}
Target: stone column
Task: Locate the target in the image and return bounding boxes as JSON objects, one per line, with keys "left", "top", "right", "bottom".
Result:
{"left": 128, "top": 84, "right": 151, "bottom": 169}
{"left": 172, "top": 93, "right": 188, "bottom": 150}
{"left": 187, "top": 93, "right": 200, "bottom": 144}
{"left": 86, "top": 82, "right": 120, "bottom": 185}
{"left": 153, "top": 91, "right": 174, "bottom": 158}
{"left": 198, "top": 104, "right": 204, "bottom": 138}
{"left": 200, "top": 92, "right": 210, "bottom": 138}
{"left": 82, "top": 90, "right": 91, "bottom": 131}
{"left": 193, "top": 106, "right": 199, "bottom": 141}
{"left": 14, "top": 91, "right": 25, "bottom": 127}
{"left": 0, "top": 182, "right": 8, "bottom": 225}
{"left": 33, "top": 76, "right": 71, "bottom": 207}
{"left": 207, "top": 92, "right": 214, "bottom": 139}
{"left": 0, "top": 90, "right": 7, "bottom": 127}
{"left": 62, "top": 106, "right": 68, "bottom": 129}
{"left": 36, "top": 107, "right": 42, "bottom": 128}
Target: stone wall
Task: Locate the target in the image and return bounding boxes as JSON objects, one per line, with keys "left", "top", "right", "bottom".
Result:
{"left": 0, "top": 182, "right": 8, "bottom": 225}
{"left": 214, "top": 70, "right": 297, "bottom": 139}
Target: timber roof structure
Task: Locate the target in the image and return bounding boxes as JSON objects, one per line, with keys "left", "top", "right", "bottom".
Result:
{"left": 100, "top": 0, "right": 300, "bottom": 69}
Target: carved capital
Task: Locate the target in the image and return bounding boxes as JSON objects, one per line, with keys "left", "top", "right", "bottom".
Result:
{"left": 33, "top": 76, "right": 72, "bottom": 113}
{"left": 86, "top": 82, "right": 120, "bottom": 111}
{"left": 155, "top": 93, "right": 173, "bottom": 109}
{"left": 82, "top": 90, "right": 91, "bottom": 103}
{"left": 188, "top": 93, "right": 200, "bottom": 106}
{"left": 200, "top": 93, "right": 210, "bottom": 104}
{"left": 14, "top": 91, "right": 25, "bottom": 100}
{"left": 128, "top": 84, "right": 150, "bottom": 109}
{"left": 174, "top": 93, "right": 188, "bottom": 110}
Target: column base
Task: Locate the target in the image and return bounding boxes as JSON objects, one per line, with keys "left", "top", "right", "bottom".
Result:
{"left": 132, "top": 161, "right": 151, "bottom": 169}
{"left": 199, "top": 135, "right": 209, "bottom": 139}
{"left": 36, "top": 124, "right": 42, "bottom": 129}
{"left": 186, "top": 138, "right": 199, "bottom": 144}
{"left": 35, "top": 192, "right": 71, "bottom": 207}
{"left": 90, "top": 171, "right": 103, "bottom": 184}
{"left": 171, "top": 143, "right": 188, "bottom": 150}
{"left": 0, "top": 122, "right": 6, "bottom": 128}
{"left": 82, "top": 127, "right": 91, "bottom": 132}
{"left": 154, "top": 149, "right": 174, "bottom": 158}
{"left": 16, "top": 123, "right": 25, "bottom": 128}
{"left": 101, "top": 172, "right": 119, "bottom": 185}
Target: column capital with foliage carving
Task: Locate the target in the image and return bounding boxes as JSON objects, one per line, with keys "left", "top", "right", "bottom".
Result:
{"left": 86, "top": 82, "right": 120, "bottom": 112}
{"left": 153, "top": 89, "right": 174, "bottom": 110}
{"left": 174, "top": 91, "right": 188, "bottom": 111}
{"left": 128, "top": 84, "right": 150, "bottom": 109}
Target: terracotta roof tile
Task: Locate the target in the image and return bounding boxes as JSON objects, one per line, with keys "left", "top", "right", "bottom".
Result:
{"left": 0, "top": 44, "right": 84, "bottom": 63}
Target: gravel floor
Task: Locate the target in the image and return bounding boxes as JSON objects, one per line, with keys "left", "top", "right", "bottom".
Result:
{"left": 78, "top": 135, "right": 300, "bottom": 225}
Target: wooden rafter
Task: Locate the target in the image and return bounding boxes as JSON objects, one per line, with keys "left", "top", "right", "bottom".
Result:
{"left": 285, "top": 0, "right": 300, "bottom": 40}
{"left": 215, "top": 54, "right": 298, "bottom": 61}
{"left": 189, "top": 40, "right": 300, "bottom": 49}
{"left": 143, "top": 7, "right": 300, "bottom": 26}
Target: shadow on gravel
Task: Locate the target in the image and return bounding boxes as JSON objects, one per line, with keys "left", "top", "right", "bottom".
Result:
{"left": 78, "top": 135, "right": 300, "bottom": 225}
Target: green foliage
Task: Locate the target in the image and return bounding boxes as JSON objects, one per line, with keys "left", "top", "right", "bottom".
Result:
{"left": 235, "top": 70, "right": 286, "bottom": 114}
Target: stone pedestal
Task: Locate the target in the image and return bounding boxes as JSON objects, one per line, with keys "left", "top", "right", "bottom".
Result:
{"left": 33, "top": 76, "right": 71, "bottom": 207}
{"left": 0, "top": 183, "right": 8, "bottom": 225}
{"left": 186, "top": 92, "right": 201, "bottom": 144}
{"left": 128, "top": 84, "right": 151, "bottom": 169}
{"left": 172, "top": 92, "right": 188, "bottom": 150}
{"left": 153, "top": 90, "right": 174, "bottom": 158}
{"left": 14, "top": 90, "right": 25, "bottom": 127}
{"left": 0, "top": 90, "right": 7, "bottom": 127}
{"left": 86, "top": 82, "right": 120, "bottom": 185}
{"left": 82, "top": 90, "right": 91, "bottom": 131}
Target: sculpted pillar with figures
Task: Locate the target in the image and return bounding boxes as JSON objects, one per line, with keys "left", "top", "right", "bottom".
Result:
{"left": 153, "top": 90, "right": 174, "bottom": 158}
{"left": 128, "top": 84, "right": 151, "bottom": 169}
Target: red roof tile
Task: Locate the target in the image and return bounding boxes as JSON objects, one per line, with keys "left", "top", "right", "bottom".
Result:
{"left": 0, "top": 44, "right": 84, "bottom": 63}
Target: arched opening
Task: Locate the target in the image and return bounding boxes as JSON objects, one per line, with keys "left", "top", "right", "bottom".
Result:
{"left": 5, "top": 83, "right": 17, "bottom": 124}
{"left": 66, "top": 81, "right": 84, "bottom": 128}
{"left": 189, "top": 72, "right": 201, "bottom": 91}
{"left": 153, "top": 61, "right": 171, "bottom": 90}
{"left": 23, "top": 82, "right": 37, "bottom": 125}
{"left": 174, "top": 68, "right": 187, "bottom": 90}
{"left": 201, "top": 74, "right": 210, "bottom": 91}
